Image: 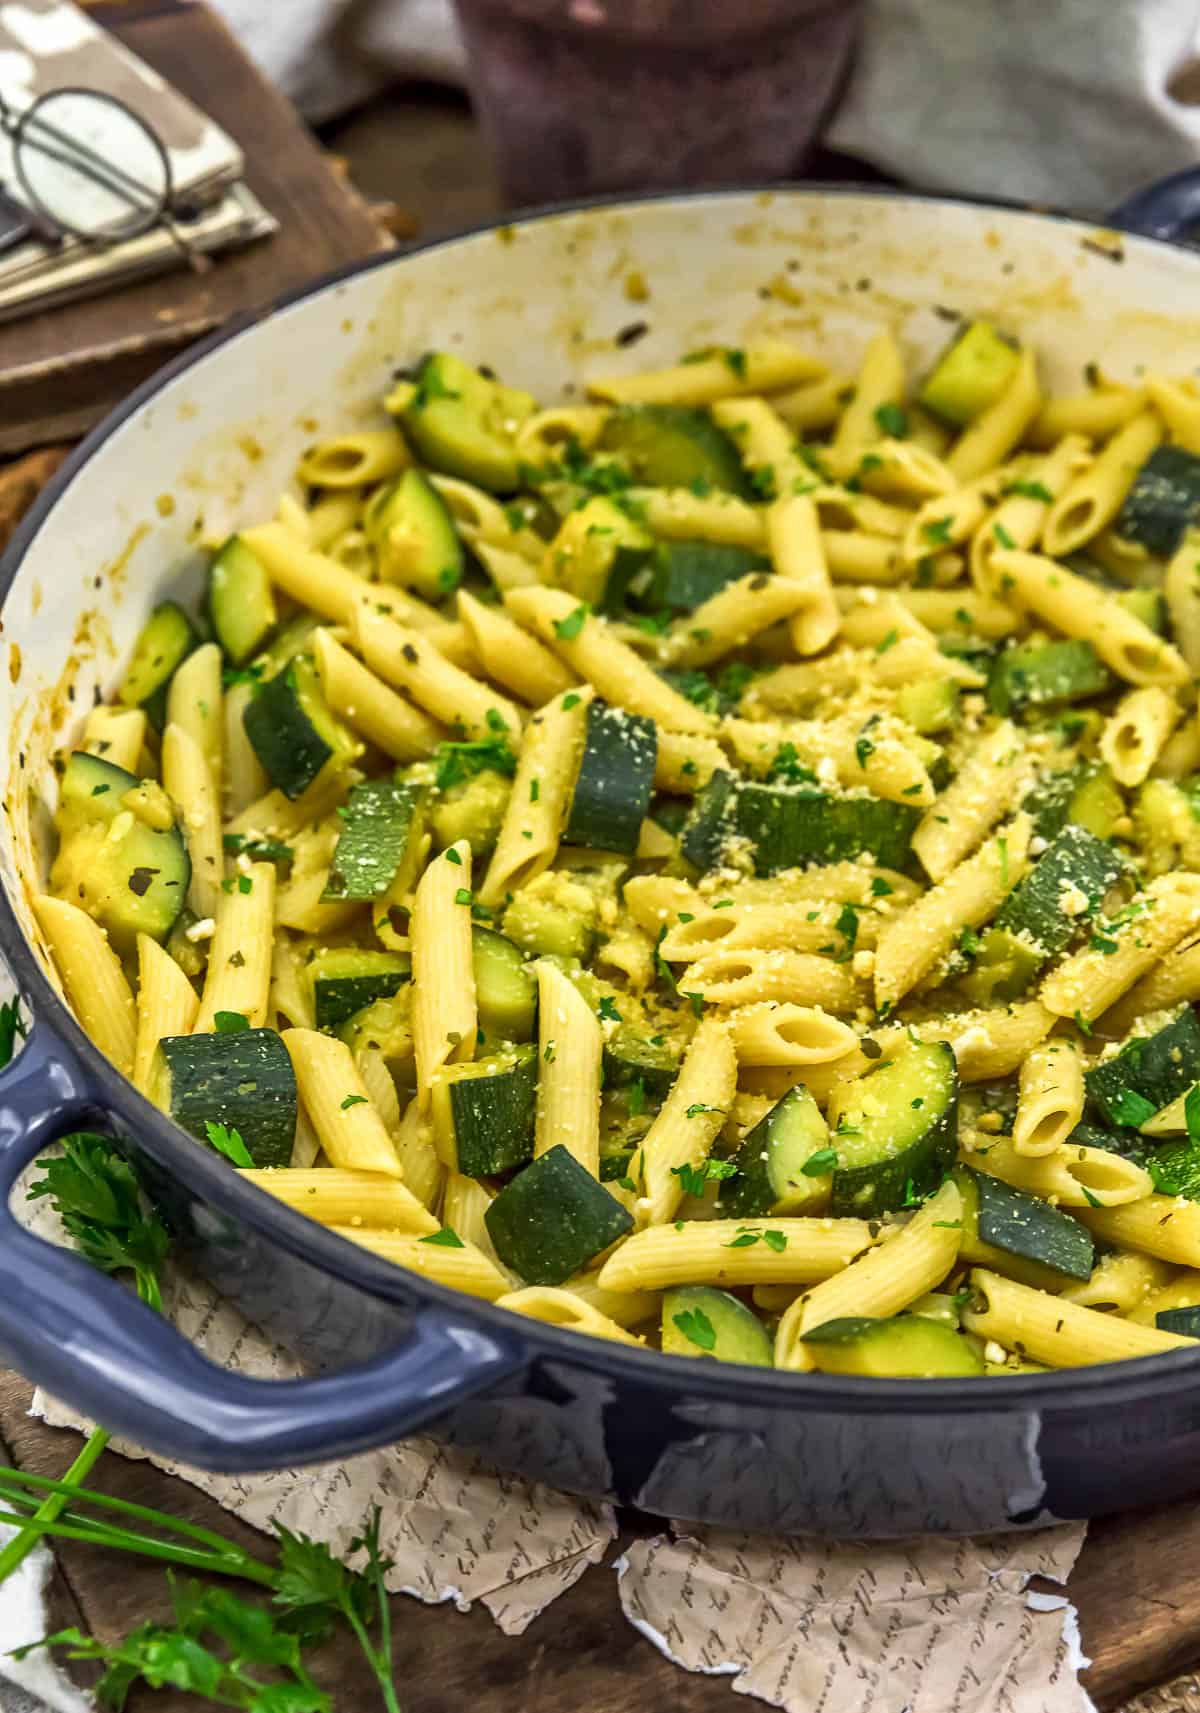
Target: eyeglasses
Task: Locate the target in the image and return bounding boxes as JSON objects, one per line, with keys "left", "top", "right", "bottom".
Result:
{"left": 0, "top": 86, "right": 204, "bottom": 265}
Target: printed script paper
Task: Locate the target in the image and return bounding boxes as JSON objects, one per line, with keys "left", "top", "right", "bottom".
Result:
{"left": 22, "top": 1192, "right": 1091, "bottom": 1710}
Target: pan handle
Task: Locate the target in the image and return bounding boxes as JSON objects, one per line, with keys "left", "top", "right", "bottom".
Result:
{"left": 0, "top": 1017, "right": 525, "bottom": 1472}
{"left": 1108, "top": 166, "right": 1200, "bottom": 245}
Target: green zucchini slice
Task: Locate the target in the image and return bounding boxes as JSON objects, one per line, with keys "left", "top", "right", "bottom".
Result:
{"left": 157, "top": 1028, "right": 297, "bottom": 1168}
{"left": 51, "top": 752, "right": 190, "bottom": 951}
{"left": 336, "top": 991, "right": 412, "bottom": 1068}
{"left": 396, "top": 353, "right": 535, "bottom": 492}
{"left": 323, "top": 779, "right": 423, "bottom": 902}
{"left": 661, "top": 1285, "right": 772, "bottom": 1366}
{"left": 957, "top": 1166, "right": 1094, "bottom": 1283}
{"left": 564, "top": 700, "right": 657, "bottom": 856}
{"left": 432, "top": 1045, "right": 538, "bottom": 1177}
{"left": 646, "top": 541, "right": 769, "bottom": 613}
{"left": 825, "top": 1041, "right": 958, "bottom": 1217}
{"left": 117, "top": 601, "right": 198, "bottom": 732}
{"left": 363, "top": 467, "right": 464, "bottom": 598}
{"left": 208, "top": 536, "right": 277, "bottom": 666}
{"left": 472, "top": 927, "right": 537, "bottom": 1043}
{"left": 501, "top": 873, "right": 597, "bottom": 961}
{"left": 1116, "top": 445, "right": 1200, "bottom": 557}
{"left": 987, "top": 639, "right": 1113, "bottom": 717}
{"left": 895, "top": 677, "right": 960, "bottom": 735}
{"left": 484, "top": 1142, "right": 633, "bottom": 1284}
{"left": 430, "top": 770, "right": 511, "bottom": 856}
{"left": 992, "top": 823, "right": 1125, "bottom": 958}
{"left": 544, "top": 495, "right": 654, "bottom": 607}
{"left": 599, "top": 404, "right": 748, "bottom": 494}
{"left": 918, "top": 321, "right": 1020, "bottom": 426}
{"left": 308, "top": 947, "right": 411, "bottom": 1031}
{"left": 1086, "top": 1010, "right": 1200, "bottom": 1129}
{"left": 1156, "top": 1306, "right": 1200, "bottom": 1337}
{"left": 802, "top": 1315, "right": 984, "bottom": 1377}
{"left": 955, "top": 926, "right": 1046, "bottom": 1006}
{"left": 734, "top": 782, "right": 920, "bottom": 875}
{"left": 602, "top": 1029, "right": 680, "bottom": 1100}
{"left": 679, "top": 769, "right": 738, "bottom": 871}
{"left": 243, "top": 657, "right": 358, "bottom": 799}
{"left": 719, "top": 1085, "right": 830, "bottom": 1218}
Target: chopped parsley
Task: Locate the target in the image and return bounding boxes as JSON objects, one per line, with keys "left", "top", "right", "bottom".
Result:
{"left": 553, "top": 603, "right": 590, "bottom": 641}
{"left": 672, "top": 1306, "right": 716, "bottom": 1351}
{"left": 204, "top": 1121, "right": 253, "bottom": 1167}
{"left": 993, "top": 521, "right": 1016, "bottom": 549}
{"left": 598, "top": 996, "right": 622, "bottom": 1023}
{"left": 873, "top": 402, "right": 908, "bottom": 438}
{"left": 213, "top": 1010, "right": 249, "bottom": 1033}
{"left": 341, "top": 1094, "right": 368, "bottom": 1110}
{"left": 434, "top": 735, "right": 516, "bottom": 790}
{"left": 801, "top": 1148, "right": 838, "bottom": 1176}
{"left": 421, "top": 1227, "right": 465, "bottom": 1247}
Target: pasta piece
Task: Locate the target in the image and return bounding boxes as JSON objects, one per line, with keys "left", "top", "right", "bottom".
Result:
{"left": 911, "top": 720, "right": 1026, "bottom": 882}
{"left": 457, "top": 589, "right": 575, "bottom": 704}
{"left": 1012, "top": 1039, "right": 1084, "bottom": 1157}
{"left": 562, "top": 1271, "right": 661, "bottom": 1328}
{"left": 496, "top": 1287, "right": 643, "bottom": 1346}
{"left": 427, "top": 474, "right": 539, "bottom": 554}
{"left": 586, "top": 339, "right": 824, "bottom": 406}
{"left": 1102, "top": 940, "right": 1200, "bottom": 1035}
{"left": 685, "top": 949, "right": 862, "bottom": 1014}
{"left": 355, "top": 1044, "right": 403, "bottom": 1134}
{"left": 854, "top": 437, "right": 956, "bottom": 502}
{"left": 1042, "top": 409, "right": 1163, "bottom": 556}
{"left": 81, "top": 705, "right": 146, "bottom": 774}
{"left": 835, "top": 589, "right": 930, "bottom": 649}
{"left": 133, "top": 933, "right": 198, "bottom": 1094}
{"left": 1099, "top": 686, "right": 1179, "bottom": 787}
{"left": 934, "top": 1001, "right": 1057, "bottom": 1082}
{"left": 331, "top": 1225, "right": 510, "bottom": 1300}
{"left": 411, "top": 840, "right": 477, "bottom": 1103}
{"left": 535, "top": 960, "right": 601, "bottom": 1174}
{"left": 828, "top": 330, "right": 906, "bottom": 476}
{"left": 238, "top": 1167, "right": 437, "bottom": 1233}
{"left": 34, "top": 894, "right": 136, "bottom": 1077}
{"left": 192, "top": 861, "right": 274, "bottom": 1031}
{"left": 946, "top": 348, "right": 1042, "bottom": 481}
{"left": 721, "top": 714, "right": 934, "bottom": 806}
{"left": 991, "top": 547, "right": 1189, "bottom": 687}
{"left": 660, "top": 573, "right": 809, "bottom": 669}
{"left": 628, "top": 487, "right": 765, "bottom": 547}
{"left": 479, "top": 688, "right": 591, "bottom": 906}
{"left": 463, "top": 538, "right": 543, "bottom": 592}
{"left": 769, "top": 372, "right": 852, "bottom": 434}
{"left": 1153, "top": 713, "right": 1200, "bottom": 779}
{"left": 962, "top": 1268, "right": 1189, "bottom": 1366}
{"left": 969, "top": 434, "right": 1091, "bottom": 593}
{"left": 653, "top": 728, "right": 727, "bottom": 792}
{"left": 774, "top": 1180, "right": 964, "bottom": 1372}
{"left": 162, "top": 722, "right": 223, "bottom": 922}
{"left": 274, "top": 815, "right": 362, "bottom": 938}
{"left": 514, "top": 405, "right": 609, "bottom": 463}
{"left": 967, "top": 1135, "right": 1152, "bottom": 1207}
{"left": 1163, "top": 527, "right": 1200, "bottom": 675}
{"left": 442, "top": 1169, "right": 507, "bottom": 1270}
{"left": 349, "top": 595, "right": 522, "bottom": 740}
{"left": 708, "top": 395, "right": 795, "bottom": 473}
{"left": 222, "top": 681, "right": 270, "bottom": 815}
{"left": 225, "top": 765, "right": 357, "bottom": 841}
{"left": 635, "top": 1018, "right": 736, "bottom": 1226}
{"left": 303, "top": 490, "right": 360, "bottom": 550}
{"left": 165, "top": 643, "right": 223, "bottom": 781}
{"left": 1145, "top": 375, "right": 1200, "bottom": 455}
{"left": 821, "top": 530, "right": 904, "bottom": 585}
{"left": 1027, "top": 382, "right": 1147, "bottom": 449}
{"left": 728, "top": 1003, "right": 857, "bottom": 1067}
{"left": 874, "top": 815, "right": 1031, "bottom": 1009}
{"left": 1041, "top": 873, "right": 1200, "bottom": 1021}
{"left": 885, "top": 587, "right": 1018, "bottom": 641}
{"left": 1126, "top": 1268, "right": 1200, "bottom": 1325}
{"left": 312, "top": 627, "right": 443, "bottom": 761}
{"left": 394, "top": 1097, "right": 444, "bottom": 1212}
{"left": 658, "top": 901, "right": 883, "bottom": 962}
{"left": 504, "top": 584, "right": 713, "bottom": 734}
{"left": 764, "top": 493, "right": 839, "bottom": 655}
{"left": 901, "top": 472, "right": 1004, "bottom": 568}
{"left": 281, "top": 1028, "right": 402, "bottom": 1177}
{"left": 1061, "top": 1252, "right": 1178, "bottom": 1315}
{"left": 269, "top": 937, "right": 314, "bottom": 1031}
{"left": 290, "top": 1106, "right": 321, "bottom": 1169}
{"left": 597, "top": 1216, "right": 878, "bottom": 1293}
{"left": 1077, "top": 1197, "right": 1200, "bottom": 1268}
{"left": 296, "top": 429, "right": 408, "bottom": 487}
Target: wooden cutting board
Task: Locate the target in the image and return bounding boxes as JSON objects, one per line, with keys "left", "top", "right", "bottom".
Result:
{"left": 0, "top": 1364, "right": 1194, "bottom": 1713}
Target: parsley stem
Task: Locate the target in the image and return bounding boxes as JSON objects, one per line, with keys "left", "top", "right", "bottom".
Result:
{"left": 0, "top": 1504, "right": 277, "bottom": 1583}
{"left": 0, "top": 1427, "right": 110, "bottom": 1584}
{"left": 0, "top": 1465, "right": 271, "bottom": 1564}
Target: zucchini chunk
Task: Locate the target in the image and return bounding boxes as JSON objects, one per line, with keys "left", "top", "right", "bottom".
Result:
{"left": 308, "top": 947, "right": 411, "bottom": 1031}
{"left": 661, "top": 1285, "right": 772, "bottom": 1366}
{"left": 955, "top": 1166, "right": 1094, "bottom": 1284}
{"left": 51, "top": 752, "right": 190, "bottom": 951}
{"left": 1157, "top": 1306, "right": 1200, "bottom": 1337}
{"left": 208, "top": 536, "right": 277, "bottom": 666}
{"left": 1116, "top": 445, "right": 1200, "bottom": 557}
{"left": 363, "top": 467, "right": 464, "bottom": 598}
{"left": 1021, "top": 761, "right": 1124, "bottom": 842}
{"left": 117, "top": 601, "right": 198, "bottom": 732}
{"left": 157, "top": 1028, "right": 297, "bottom": 1167}
{"left": 679, "top": 769, "right": 738, "bottom": 871}
{"left": 734, "top": 782, "right": 921, "bottom": 875}
{"left": 802, "top": 1314, "right": 984, "bottom": 1377}
{"left": 1085, "top": 1009, "right": 1200, "bottom": 1129}
{"left": 336, "top": 991, "right": 412, "bottom": 1067}
{"left": 544, "top": 495, "right": 654, "bottom": 607}
{"left": 243, "top": 657, "right": 359, "bottom": 799}
{"left": 895, "top": 677, "right": 960, "bottom": 735}
{"left": 431, "top": 1044, "right": 538, "bottom": 1177}
{"left": 564, "top": 700, "right": 657, "bottom": 856}
{"left": 992, "top": 823, "right": 1125, "bottom": 958}
{"left": 602, "top": 1029, "right": 680, "bottom": 1100}
{"left": 987, "top": 639, "right": 1113, "bottom": 717}
{"left": 396, "top": 353, "right": 535, "bottom": 492}
{"left": 918, "top": 320, "right": 1020, "bottom": 426}
{"left": 825, "top": 1041, "right": 958, "bottom": 1217}
{"left": 485, "top": 1142, "right": 633, "bottom": 1284}
{"left": 635, "top": 541, "right": 769, "bottom": 616}
{"left": 955, "top": 926, "right": 1046, "bottom": 1006}
{"left": 502, "top": 872, "right": 597, "bottom": 960}
{"left": 430, "top": 769, "right": 511, "bottom": 856}
{"left": 322, "top": 779, "right": 423, "bottom": 902}
{"left": 472, "top": 927, "right": 537, "bottom": 1043}
{"left": 719, "top": 1085, "right": 830, "bottom": 1218}
{"left": 600, "top": 404, "right": 748, "bottom": 494}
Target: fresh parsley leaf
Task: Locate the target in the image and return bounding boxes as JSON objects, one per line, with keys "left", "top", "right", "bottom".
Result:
{"left": 340, "top": 1095, "right": 368, "bottom": 1110}
{"left": 762, "top": 1229, "right": 788, "bottom": 1252}
{"left": 672, "top": 1307, "right": 716, "bottom": 1351}
{"left": 598, "top": 996, "right": 622, "bottom": 1023}
{"left": 1005, "top": 478, "right": 1053, "bottom": 502}
{"left": 553, "top": 603, "right": 590, "bottom": 641}
{"left": 204, "top": 1120, "right": 254, "bottom": 1167}
{"left": 0, "top": 997, "right": 27, "bottom": 1070}
{"left": 725, "top": 1231, "right": 761, "bottom": 1248}
{"left": 421, "top": 1227, "right": 466, "bottom": 1247}
{"left": 922, "top": 516, "right": 954, "bottom": 546}
{"left": 874, "top": 402, "right": 908, "bottom": 438}
{"left": 870, "top": 875, "right": 893, "bottom": 898}
{"left": 685, "top": 1103, "right": 721, "bottom": 1119}
{"left": 1109, "top": 1088, "right": 1158, "bottom": 1128}
{"left": 213, "top": 1010, "right": 250, "bottom": 1033}
{"left": 801, "top": 1148, "right": 838, "bottom": 1176}
{"left": 27, "top": 1133, "right": 170, "bottom": 1311}
{"left": 454, "top": 887, "right": 473, "bottom": 906}
{"left": 993, "top": 521, "right": 1016, "bottom": 548}
{"left": 433, "top": 735, "right": 516, "bottom": 791}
